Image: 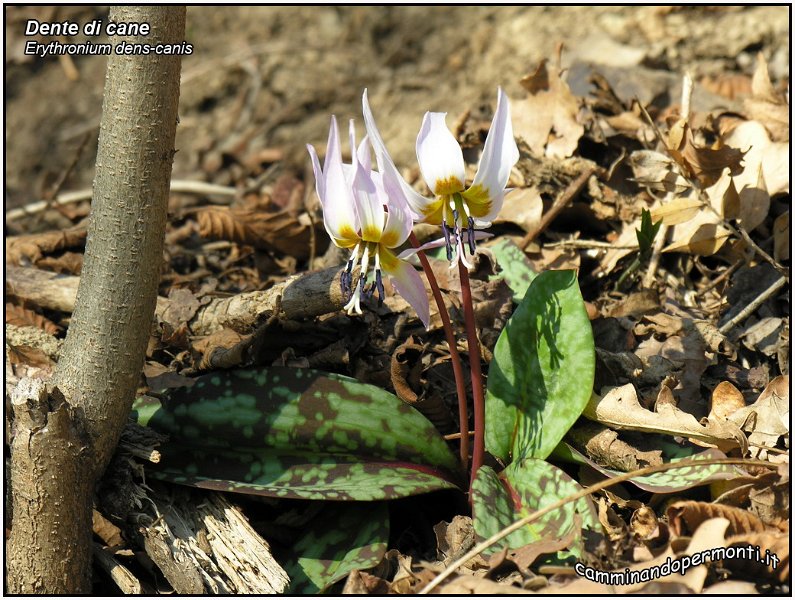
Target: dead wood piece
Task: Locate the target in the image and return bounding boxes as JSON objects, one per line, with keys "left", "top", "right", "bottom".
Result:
{"left": 138, "top": 486, "right": 289, "bottom": 593}
{"left": 7, "top": 264, "right": 348, "bottom": 335}
{"left": 5, "top": 324, "right": 62, "bottom": 360}
{"left": 92, "top": 543, "right": 147, "bottom": 594}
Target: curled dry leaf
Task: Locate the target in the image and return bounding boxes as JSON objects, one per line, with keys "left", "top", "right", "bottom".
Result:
{"left": 512, "top": 58, "right": 584, "bottom": 159}
{"left": 433, "top": 515, "right": 475, "bottom": 568}
{"left": 196, "top": 206, "right": 317, "bottom": 258}
{"left": 567, "top": 421, "right": 663, "bottom": 472}
{"left": 728, "top": 375, "right": 789, "bottom": 448}
{"left": 5, "top": 226, "right": 87, "bottom": 265}
{"left": 666, "top": 119, "right": 746, "bottom": 189}
{"left": 630, "top": 505, "right": 659, "bottom": 540}
{"left": 744, "top": 52, "right": 789, "bottom": 143}
{"left": 583, "top": 383, "right": 748, "bottom": 453}
{"left": 5, "top": 302, "right": 60, "bottom": 335}
{"left": 667, "top": 500, "right": 767, "bottom": 538}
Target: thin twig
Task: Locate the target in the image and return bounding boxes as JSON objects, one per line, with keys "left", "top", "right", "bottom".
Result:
{"left": 545, "top": 239, "right": 638, "bottom": 250}
{"left": 419, "top": 457, "right": 773, "bottom": 594}
{"left": 458, "top": 261, "right": 485, "bottom": 495}
{"left": 5, "top": 180, "right": 238, "bottom": 222}
{"left": 410, "top": 232, "right": 470, "bottom": 472}
{"left": 697, "top": 260, "right": 742, "bottom": 296}
{"left": 718, "top": 275, "right": 787, "bottom": 335}
{"left": 642, "top": 223, "right": 668, "bottom": 288}
{"left": 520, "top": 167, "right": 595, "bottom": 250}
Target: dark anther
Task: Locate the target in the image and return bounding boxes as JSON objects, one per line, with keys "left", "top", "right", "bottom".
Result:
{"left": 375, "top": 270, "right": 385, "bottom": 305}
{"left": 467, "top": 216, "right": 476, "bottom": 254}
{"left": 442, "top": 221, "right": 453, "bottom": 261}
{"left": 340, "top": 260, "right": 354, "bottom": 297}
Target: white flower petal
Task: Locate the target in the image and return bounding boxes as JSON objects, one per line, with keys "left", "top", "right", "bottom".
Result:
{"left": 379, "top": 247, "right": 430, "bottom": 328}
{"left": 465, "top": 88, "right": 520, "bottom": 221}
{"left": 416, "top": 112, "right": 466, "bottom": 195}
{"left": 380, "top": 166, "right": 413, "bottom": 248}
{"left": 351, "top": 145, "right": 385, "bottom": 242}
{"left": 313, "top": 116, "right": 359, "bottom": 247}
{"left": 362, "top": 89, "right": 434, "bottom": 220}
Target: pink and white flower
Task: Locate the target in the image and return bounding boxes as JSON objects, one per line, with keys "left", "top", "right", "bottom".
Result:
{"left": 307, "top": 117, "right": 430, "bottom": 327}
{"left": 363, "top": 88, "right": 519, "bottom": 266}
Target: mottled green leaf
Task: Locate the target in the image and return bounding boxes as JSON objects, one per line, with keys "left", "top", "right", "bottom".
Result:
{"left": 555, "top": 443, "right": 744, "bottom": 493}
{"left": 485, "top": 270, "right": 595, "bottom": 462}
{"left": 133, "top": 367, "right": 462, "bottom": 500}
{"left": 489, "top": 237, "right": 537, "bottom": 302}
{"left": 281, "top": 501, "right": 389, "bottom": 593}
{"left": 471, "top": 459, "right": 598, "bottom": 559}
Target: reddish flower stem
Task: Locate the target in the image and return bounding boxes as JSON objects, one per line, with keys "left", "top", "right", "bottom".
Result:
{"left": 458, "top": 260, "right": 485, "bottom": 495}
{"left": 409, "top": 232, "right": 470, "bottom": 472}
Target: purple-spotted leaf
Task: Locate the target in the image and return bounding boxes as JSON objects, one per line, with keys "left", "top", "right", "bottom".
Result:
{"left": 133, "top": 367, "right": 462, "bottom": 500}
{"left": 557, "top": 443, "right": 745, "bottom": 493}
{"left": 485, "top": 270, "right": 595, "bottom": 462}
{"left": 281, "top": 501, "right": 389, "bottom": 594}
{"left": 471, "top": 459, "right": 598, "bottom": 559}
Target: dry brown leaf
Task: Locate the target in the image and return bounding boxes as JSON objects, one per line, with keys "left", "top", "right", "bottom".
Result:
{"left": 143, "top": 361, "right": 196, "bottom": 391}
{"left": 649, "top": 197, "right": 703, "bottom": 226}
{"left": 192, "top": 328, "right": 252, "bottom": 371}
{"left": 662, "top": 216, "right": 730, "bottom": 256}
{"left": 512, "top": 58, "right": 584, "bottom": 159}
{"left": 725, "top": 531, "right": 789, "bottom": 583}
{"left": 196, "top": 206, "right": 316, "bottom": 258}
{"left": 709, "top": 381, "right": 746, "bottom": 421}
{"left": 36, "top": 251, "right": 84, "bottom": 275}
{"left": 630, "top": 505, "right": 659, "bottom": 540}
{"left": 666, "top": 119, "right": 746, "bottom": 189}
{"left": 433, "top": 516, "right": 475, "bottom": 568}
{"left": 436, "top": 574, "right": 533, "bottom": 595}
{"left": 598, "top": 497, "right": 627, "bottom": 543}
{"left": 772, "top": 211, "right": 789, "bottom": 262}
{"left": 5, "top": 303, "right": 60, "bottom": 335}
{"left": 6, "top": 343, "right": 55, "bottom": 370}
{"left": 723, "top": 119, "right": 788, "bottom": 198}
{"left": 744, "top": 53, "right": 789, "bottom": 143}
{"left": 583, "top": 384, "right": 748, "bottom": 453}
{"left": 728, "top": 375, "right": 789, "bottom": 448}
{"left": 700, "top": 73, "right": 753, "bottom": 100}
{"left": 493, "top": 186, "right": 543, "bottom": 232}
{"left": 341, "top": 569, "right": 390, "bottom": 595}
{"left": 568, "top": 422, "right": 662, "bottom": 472}
{"left": 5, "top": 226, "right": 87, "bottom": 265}
{"left": 667, "top": 500, "right": 766, "bottom": 538}
{"left": 93, "top": 509, "right": 125, "bottom": 548}
{"left": 629, "top": 150, "right": 691, "bottom": 194}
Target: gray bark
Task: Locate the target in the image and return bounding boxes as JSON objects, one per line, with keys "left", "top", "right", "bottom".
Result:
{"left": 7, "top": 7, "right": 185, "bottom": 593}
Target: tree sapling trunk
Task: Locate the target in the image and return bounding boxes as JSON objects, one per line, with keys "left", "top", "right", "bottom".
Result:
{"left": 7, "top": 6, "right": 186, "bottom": 593}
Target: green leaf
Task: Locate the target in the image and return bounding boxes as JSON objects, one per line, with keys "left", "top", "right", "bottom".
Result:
{"left": 489, "top": 238, "right": 537, "bottom": 302}
{"left": 133, "top": 367, "right": 462, "bottom": 500}
{"left": 555, "top": 443, "right": 745, "bottom": 493}
{"left": 485, "top": 270, "right": 595, "bottom": 462}
{"left": 471, "top": 459, "right": 598, "bottom": 559}
{"left": 636, "top": 208, "right": 663, "bottom": 260}
{"left": 281, "top": 501, "right": 389, "bottom": 594}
